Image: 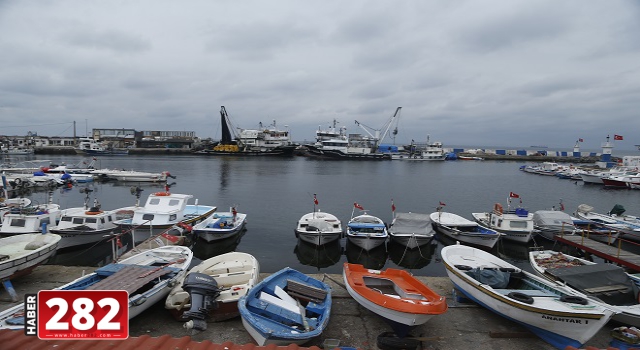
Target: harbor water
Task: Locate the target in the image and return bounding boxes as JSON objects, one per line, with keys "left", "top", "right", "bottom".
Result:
{"left": 6, "top": 154, "right": 640, "bottom": 276}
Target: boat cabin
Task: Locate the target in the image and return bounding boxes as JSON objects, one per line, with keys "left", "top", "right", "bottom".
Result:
{"left": 130, "top": 193, "right": 193, "bottom": 226}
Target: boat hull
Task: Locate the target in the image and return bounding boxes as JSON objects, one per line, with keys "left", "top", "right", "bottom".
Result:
{"left": 434, "top": 225, "right": 501, "bottom": 249}
{"left": 441, "top": 245, "right": 615, "bottom": 349}
{"left": 343, "top": 263, "right": 447, "bottom": 337}
{"left": 388, "top": 233, "right": 433, "bottom": 249}
{"left": 296, "top": 230, "right": 342, "bottom": 245}
{"left": 0, "top": 233, "right": 61, "bottom": 280}
{"left": 347, "top": 235, "right": 387, "bottom": 251}
{"left": 238, "top": 267, "right": 331, "bottom": 346}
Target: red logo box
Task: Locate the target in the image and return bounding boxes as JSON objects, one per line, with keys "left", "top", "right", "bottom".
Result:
{"left": 37, "top": 290, "right": 129, "bottom": 340}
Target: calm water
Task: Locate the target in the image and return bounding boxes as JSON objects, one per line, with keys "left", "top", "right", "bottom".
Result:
{"left": 8, "top": 154, "right": 640, "bottom": 276}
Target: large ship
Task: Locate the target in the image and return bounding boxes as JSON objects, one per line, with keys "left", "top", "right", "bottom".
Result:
{"left": 195, "top": 106, "right": 297, "bottom": 157}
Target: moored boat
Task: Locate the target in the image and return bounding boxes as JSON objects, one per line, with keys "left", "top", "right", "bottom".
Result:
{"left": 387, "top": 212, "right": 435, "bottom": 249}
{"left": 0, "top": 245, "right": 192, "bottom": 329}
{"left": 294, "top": 210, "right": 342, "bottom": 246}
{"left": 0, "top": 233, "right": 61, "bottom": 282}
{"left": 471, "top": 193, "right": 536, "bottom": 243}
{"left": 529, "top": 249, "right": 640, "bottom": 327}
{"left": 430, "top": 210, "right": 502, "bottom": 250}
{"left": 343, "top": 262, "right": 447, "bottom": 337}
{"left": 192, "top": 207, "right": 247, "bottom": 243}
{"left": 441, "top": 244, "right": 616, "bottom": 349}
{"left": 238, "top": 267, "right": 331, "bottom": 345}
{"left": 165, "top": 252, "right": 260, "bottom": 325}
{"left": 346, "top": 203, "right": 388, "bottom": 251}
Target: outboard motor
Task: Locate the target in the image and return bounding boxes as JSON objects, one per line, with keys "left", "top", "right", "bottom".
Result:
{"left": 182, "top": 272, "right": 221, "bottom": 332}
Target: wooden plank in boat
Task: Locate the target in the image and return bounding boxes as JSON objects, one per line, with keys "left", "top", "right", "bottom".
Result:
{"left": 583, "top": 284, "right": 629, "bottom": 294}
{"left": 86, "top": 265, "right": 171, "bottom": 294}
{"left": 286, "top": 279, "right": 327, "bottom": 303}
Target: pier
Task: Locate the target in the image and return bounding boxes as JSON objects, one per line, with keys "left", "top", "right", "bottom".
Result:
{"left": 555, "top": 235, "right": 640, "bottom": 271}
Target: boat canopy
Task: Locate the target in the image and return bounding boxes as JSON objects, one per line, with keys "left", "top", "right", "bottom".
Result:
{"left": 548, "top": 263, "right": 638, "bottom": 305}
{"left": 306, "top": 218, "right": 333, "bottom": 232}
{"left": 390, "top": 212, "right": 435, "bottom": 235}
{"left": 609, "top": 204, "right": 626, "bottom": 216}
{"left": 348, "top": 222, "right": 386, "bottom": 229}
{"left": 533, "top": 211, "right": 574, "bottom": 230}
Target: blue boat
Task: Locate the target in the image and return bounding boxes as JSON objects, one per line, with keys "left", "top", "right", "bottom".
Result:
{"left": 238, "top": 267, "right": 331, "bottom": 346}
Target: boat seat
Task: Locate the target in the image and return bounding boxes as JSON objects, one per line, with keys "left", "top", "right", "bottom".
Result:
{"left": 246, "top": 297, "right": 306, "bottom": 328}
{"left": 95, "top": 263, "right": 180, "bottom": 277}
{"left": 583, "top": 284, "right": 629, "bottom": 294}
{"left": 206, "top": 261, "right": 250, "bottom": 275}
{"left": 494, "top": 289, "right": 557, "bottom": 297}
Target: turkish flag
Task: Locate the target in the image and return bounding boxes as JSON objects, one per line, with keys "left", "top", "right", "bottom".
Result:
{"left": 314, "top": 195, "right": 319, "bottom": 205}
{"left": 509, "top": 192, "right": 520, "bottom": 198}
{"left": 614, "top": 135, "right": 624, "bottom": 140}
{"left": 354, "top": 202, "right": 364, "bottom": 210}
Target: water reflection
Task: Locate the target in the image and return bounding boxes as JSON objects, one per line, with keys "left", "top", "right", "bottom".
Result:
{"left": 294, "top": 238, "right": 343, "bottom": 270}
{"left": 388, "top": 240, "right": 437, "bottom": 270}
{"left": 191, "top": 229, "right": 246, "bottom": 260}
{"left": 47, "top": 233, "right": 133, "bottom": 267}
{"left": 345, "top": 240, "right": 388, "bottom": 270}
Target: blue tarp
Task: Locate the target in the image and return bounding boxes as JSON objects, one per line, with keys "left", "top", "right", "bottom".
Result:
{"left": 377, "top": 144, "right": 398, "bottom": 153}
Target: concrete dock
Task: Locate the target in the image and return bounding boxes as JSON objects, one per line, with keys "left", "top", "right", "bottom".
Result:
{"left": 0, "top": 265, "right": 622, "bottom": 349}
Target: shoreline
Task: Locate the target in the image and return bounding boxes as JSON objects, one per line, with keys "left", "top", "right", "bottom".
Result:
{"left": 0, "top": 265, "right": 621, "bottom": 349}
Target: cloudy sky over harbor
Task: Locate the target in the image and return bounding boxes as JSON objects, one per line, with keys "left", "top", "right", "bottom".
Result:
{"left": 1, "top": 1, "right": 639, "bottom": 150}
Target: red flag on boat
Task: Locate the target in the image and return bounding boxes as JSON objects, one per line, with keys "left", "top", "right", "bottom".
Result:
{"left": 439, "top": 201, "right": 446, "bottom": 206}
{"left": 391, "top": 199, "right": 396, "bottom": 212}
{"left": 161, "top": 233, "right": 180, "bottom": 243}
{"left": 614, "top": 134, "right": 624, "bottom": 140}
{"left": 509, "top": 192, "right": 520, "bottom": 198}
{"left": 116, "top": 236, "right": 123, "bottom": 248}
{"left": 354, "top": 202, "right": 364, "bottom": 210}
{"left": 314, "top": 194, "right": 319, "bottom": 205}
{"left": 578, "top": 138, "right": 584, "bottom": 142}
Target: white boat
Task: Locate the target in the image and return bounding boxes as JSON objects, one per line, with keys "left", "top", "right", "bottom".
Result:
{"left": 0, "top": 233, "right": 61, "bottom": 281}
{"left": 192, "top": 208, "right": 247, "bottom": 243}
{"left": 430, "top": 210, "right": 502, "bottom": 249}
{"left": 391, "top": 136, "right": 446, "bottom": 161}
{"left": 49, "top": 191, "right": 136, "bottom": 250}
{"left": 441, "top": 244, "right": 616, "bottom": 349}
{"left": 105, "top": 170, "right": 174, "bottom": 182}
{"left": 471, "top": 201, "right": 536, "bottom": 243}
{"left": 114, "top": 192, "right": 217, "bottom": 234}
{"left": 529, "top": 249, "right": 640, "bottom": 327}
{"left": 0, "top": 199, "right": 62, "bottom": 237}
{"left": 346, "top": 208, "right": 388, "bottom": 251}
{"left": 574, "top": 204, "right": 640, "bottom": 241}
{"left": 388, "top": 212, "right": 435, "bottom": 249}
{"left": 0, "top": 245, "right": 193, "bottom": 329}
{"left": 165, "top": 252, "right": 260, "bottom": 326}
{"left": 532, "top": 210, "right": 578, "bottom": 241}
{"left": 294, "top": 210, "right": 342, "bottom": 246}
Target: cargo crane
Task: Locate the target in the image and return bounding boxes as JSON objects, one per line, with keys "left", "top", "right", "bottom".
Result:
{"left": 354, "top": 107, "right": 402, "bottom": 147}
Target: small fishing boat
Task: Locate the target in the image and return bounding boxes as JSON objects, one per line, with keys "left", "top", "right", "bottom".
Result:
{"left": 574, "top": 204, "right": 640, "bottom": 242}
{"left": 441, "top": 244, "right": 615, "bottom": 349}
{"left": 114, "top": 192, "right": 216, "bottom": 235}
{"left": 529, "top": 249, "right": 640, "bottom": 327}
{"left": 0, "top": 233, "right": 61, "bottom": 281}
{"left": 49, "top": 189, "right": 136, "bottom": 249}
{"left": 238, "top": 267, "right": 331, "bottom": 345}
{"left": 430, "top": 210, "right": 502, "bottom": 250}
{"left": 295, "top": 210, "right": 343, "bottom": 246}
{"left": 532, "top": 210, "right": 578, "bottom": 241}
{"left": 165, "top": 252, "right": 260, "bottom": 325}
{"left": 0, "top": 200, "right": 62, "bottom": 237}
{"left": 387, "top": 212, "right": 435, "bottom": 249}
{"left": 192, "top": 207, "right": 247, "bottom": 243}
{"left": 342, "top": 262, "right": 448, "bottom": 337}
{"left": 0, "top": 245, "right": 192, "bottom": 329}
{"left": 346, "top": 203, "right": 387, "bottom": 251}
{"left": 471, "top": 194, "right": 537, "bottom": 243}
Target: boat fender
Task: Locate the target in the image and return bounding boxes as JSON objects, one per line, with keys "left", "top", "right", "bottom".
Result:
{"left": 559, "top": 295, "right": 588, "bottom": 305}
{"left": 499, "top": 267, "right": 517, "bottom": 272}
{"left": 507, "top": 292, "right": 534, "bottom": 304}
{"left": 85, "top": 210, "right": 103, "bottom": 215}
{"left": 493, "top": 203, "right": 503, "bottom": 214}
{"left": 154, "top": 192, "right": 170, "bottom": 196}
{"left": 454, "top": 265, "right": 473, "bottom": 271}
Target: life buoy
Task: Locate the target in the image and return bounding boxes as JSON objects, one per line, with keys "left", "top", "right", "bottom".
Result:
{"left": 494, "top": 203, "right": 503, "bottom": 214}
{"left": 154, "top": 192, "right": 170, "bottom": 196}
{"left": 507, "top": 292, "right": 534, "bottom": 304}
{"left": 85, "top": 210, "right": 103, "bottom": 215}
{"left": 560, "top": 295, "right": 588, "bottom": 305}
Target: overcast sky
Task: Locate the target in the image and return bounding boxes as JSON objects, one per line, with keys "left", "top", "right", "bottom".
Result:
{"left": 1, "top": 1, "right": 639, "bottom": 150}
